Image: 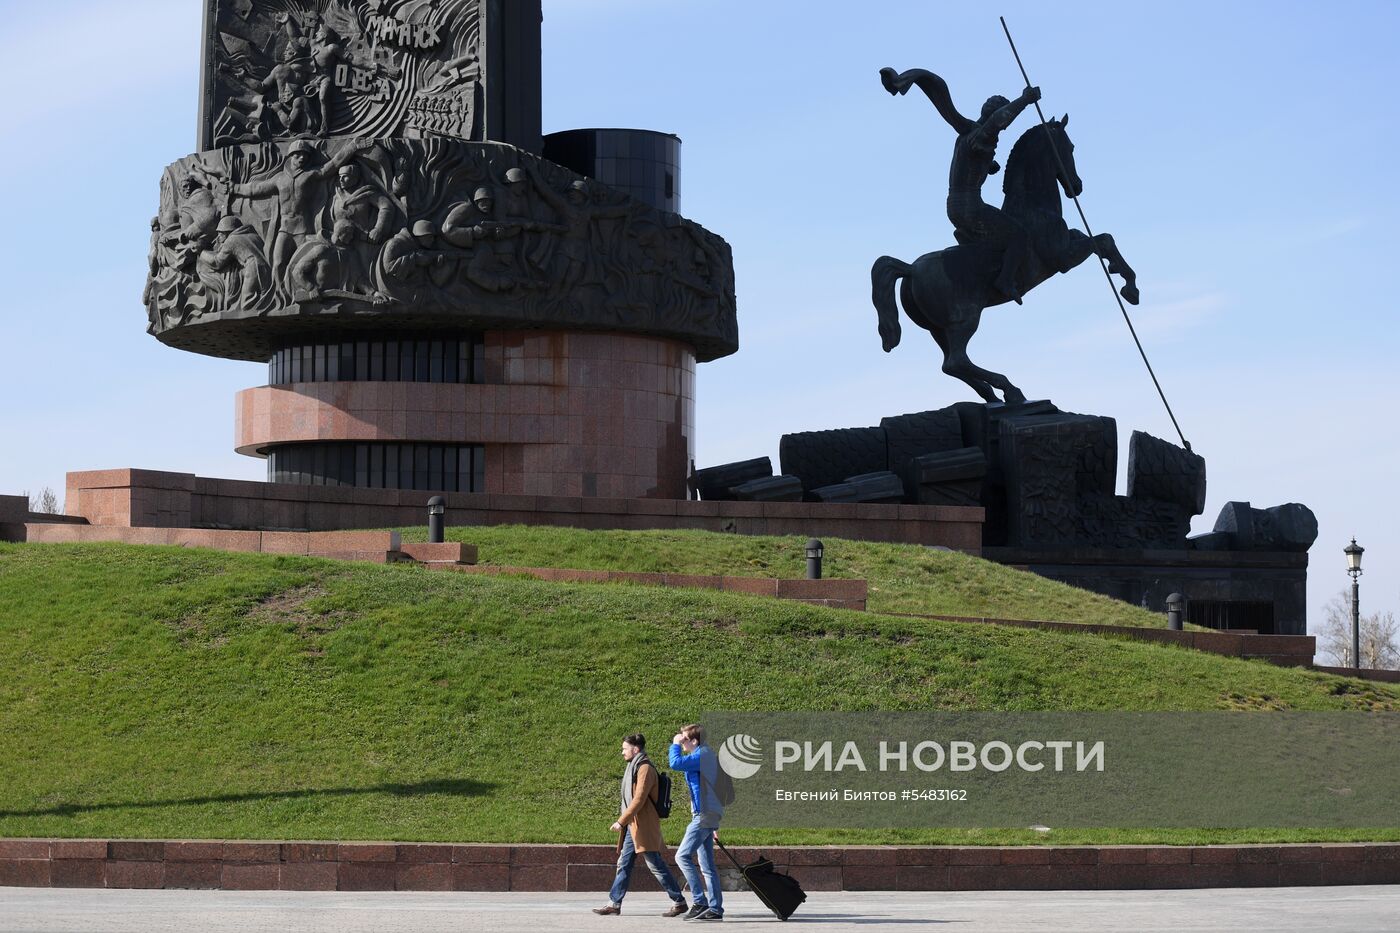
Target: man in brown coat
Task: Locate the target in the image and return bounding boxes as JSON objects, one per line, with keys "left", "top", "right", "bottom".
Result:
{"left": 593, "top": 733, "right": 689, "bottom": 917}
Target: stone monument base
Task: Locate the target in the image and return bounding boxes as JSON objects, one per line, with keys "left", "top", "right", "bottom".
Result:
{"left": 62, "top": 469, "right": 983, "bottom": 550}
{"left": 984, "top": 546, "right": 1309, "bottom": 636}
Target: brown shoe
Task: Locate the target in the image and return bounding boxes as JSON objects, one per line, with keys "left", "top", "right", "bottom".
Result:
{"left": 662, "top": 903, "right": 689, "bottom": 917}
{"left": 592, "top": 904, "right": 621, "bottom": 915}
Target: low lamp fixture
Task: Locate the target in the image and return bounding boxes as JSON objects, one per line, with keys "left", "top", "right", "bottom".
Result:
{"left": 1345, "top": 538, "right": 1364, "bottom": 668}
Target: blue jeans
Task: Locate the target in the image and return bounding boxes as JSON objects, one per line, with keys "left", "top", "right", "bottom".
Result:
{"left": 674, "top": 812, "right": 722, "bottom": 915}
{"left": 609, "top": 827, "right": 685, "bottom": 906}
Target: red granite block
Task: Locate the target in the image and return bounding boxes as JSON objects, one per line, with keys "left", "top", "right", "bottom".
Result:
{"left": 1234, "top": 862, "right": 1280, "bottom": 886}
{"left": 894, "top": 848, "right": 951, "bottom": 866}
{"left": 281, "top": 843, "right": 338, "bottom": 863}
{"left": 1367, "top": 845, "right": 1400, "bottom": 861}
{"left": 565, "top": 845, "right": 615, "bottom": 863}
{"left": 1185, "top": 864, "right": 1244, "bottom": 887}
{"left": 399, "top": 543, "right": 477, "bottom": 564}
{"left": 0, "top": 841, "right": 48, "bottom": 860}
{"left": 396, "top": 844, "right": 453, "bottom": 864}
{"left": 258, "top": 532, "right": 309, "bottom": 555}
{"left": 1276, "top": 845, "right": 1323, "bottom": 863}
{"left": 164, "top": 842, "right": 225, "bottom": 862}
{"left": 51, "top": 859, "right": 106, "bottom": 888}
{"left": 511, "top": 846, "right": 571, "bottom": 865}
{"left": 663, "top": 574, "right": 723, "bottom": 591}
{"left": 164, "top": 861, "right": 222, "bottom": 889}
{"left": 1190, "top": 846, "right": 1239, "bottom": 864}
{"left": 338, "top": 862, "right": 396, "bottom": 890}
{"left": 946, "top": 847, "right": 1001, "bottom": 866}
{"left": 841, "top": 865, "right": 892, "bottom": 889}
{"left": 221, "top": 863, "right": 279, "bottom": 890}
{"left": 785, "top": 865, "right": 839, "bottom": 892}
{"left": 999, "top": 848, "right": 1051, "bottom": 866}
{"left": 1275, "top": 862, "right": 1323, "bottom": 887}
{"left": 397, "top": 862, "right": 455, "bottom": 891}
{"left": 1100, "top": 846, "right": 1190, "bottom": 865}
{"left": 1047, "top": 847, "right": 1098, "bottom": 866}
{"left": 0, "top": 859, "right": 51, "bottom": 887}
{"left": 450, "top": 840, "right": 512, "bottom": 862}
{"left": 339, "top": 843, "right": 397, "bottom": 862}
{"left": 895, "top": 865, "right": 950, "bottom": 890}
{"left": 842, "top": 847, "right": 897, "bottom": 867}
{"left": 1359, "top": 860, "right": 1400, "bottom": 884}
{"left": 109, "top": 841, "right": 164, "bottom": 861}
{"left": 107, "top": 860, "right": 165, "bottom": 889}
{"left": 453, "top": 863, "right": 511, "bottom": 891}
{"left": 1095, "top": 864, "right": 1155, "bottom": 889}
{"left": 1043, "top": 865, "right": 1099, "bottom": 890}
{"left": 1236, "top": 846, "right": 1281, "bottom": 864}
{"left": 1317, "top": 844, "right": 1371, "bottom": 861}
{"left": 720, "top": 577, "right": 779, "bottom": 597}
{"left": 510, "top": 865, "right": 567, "bottom": 891}
{"left": 50, "top": 841, "right": 105, "bottom": 860}
{"left": 787, "top": 848, "right": 843, "bottom": 867}
{"left": 608, "top": 571, "right": 665, "bottom": 586}
{"left": 564, "top": 863, "right": 616, "bottom": 892}
{"left": 224, "top": 842, "right": 280, "bottom": 863}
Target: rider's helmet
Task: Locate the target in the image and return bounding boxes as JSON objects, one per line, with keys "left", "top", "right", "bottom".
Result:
{"left": 980, "top": 95, "right": 1010, "bottom": 121}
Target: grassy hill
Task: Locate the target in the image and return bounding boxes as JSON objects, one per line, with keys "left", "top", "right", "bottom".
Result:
{"left": 1, "top": 537, "right": 1396, "bottom": 847}
{"left": 402, "top": 524, "right": 1169, "bottom": 627}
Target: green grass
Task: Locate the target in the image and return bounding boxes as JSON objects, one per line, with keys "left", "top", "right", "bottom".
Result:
{"left": 2, "top": 539, "right": 1397, "bottom": 846}
{"left": 401, "top": 524, "right": 1170, "bottom": 627}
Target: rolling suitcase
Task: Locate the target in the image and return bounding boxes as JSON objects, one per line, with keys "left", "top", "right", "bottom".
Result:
{"left": 715, "top": 838, "right": 807, "bottom": 920}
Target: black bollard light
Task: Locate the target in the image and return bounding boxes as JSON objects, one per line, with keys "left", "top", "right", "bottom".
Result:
{"left": 805, "top": 538, "right": 824, "bottom": 580}
{"left": 428, "top": 496, "right": 446, "bottom": 544}
{"left": 1165, "top": 592, "right": 1184, "bottom": 631}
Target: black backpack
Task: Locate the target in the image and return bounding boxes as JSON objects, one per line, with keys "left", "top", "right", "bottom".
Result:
{"left": 636, "top": 757, "right": 673, "bottom": 818}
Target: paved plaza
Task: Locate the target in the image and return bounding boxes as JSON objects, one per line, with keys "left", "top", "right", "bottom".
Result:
{"left": 2, "top": 887, "right": 1398, "bottom": 932}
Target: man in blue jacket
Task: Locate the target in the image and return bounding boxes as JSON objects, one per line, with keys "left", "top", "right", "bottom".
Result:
{"left": 669, "top": 723, "right": 724, "bottom": 921}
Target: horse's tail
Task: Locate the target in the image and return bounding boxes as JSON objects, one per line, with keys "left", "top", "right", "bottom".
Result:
{"left": 871, "top": 255, "right": 911, "bottom": 352}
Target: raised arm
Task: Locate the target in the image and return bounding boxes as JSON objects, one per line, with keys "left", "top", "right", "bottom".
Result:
{"left": 984, "top": 86, "right": 1041, "bottom": 135}
{"left": 318, "top": 139, "right": 375, "bottom": 179}
{"left": 669, "top": 742, "right": 705, "bottom": 771}
{"left": 232, "top": 177, "right": 281, "bottom": 199}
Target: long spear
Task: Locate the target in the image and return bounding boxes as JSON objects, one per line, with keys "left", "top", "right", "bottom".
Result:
{"left": 999, "top": 16, "right": 1192, "bottom": 454}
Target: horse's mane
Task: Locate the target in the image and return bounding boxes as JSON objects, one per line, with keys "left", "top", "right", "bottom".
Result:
{"left": 1002, "top": 121, "right": 1060, "bottom": 199}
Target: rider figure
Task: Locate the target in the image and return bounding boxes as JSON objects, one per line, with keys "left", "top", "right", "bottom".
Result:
{"left": 882, "top": 68, "right": 1040, "bottom": 303}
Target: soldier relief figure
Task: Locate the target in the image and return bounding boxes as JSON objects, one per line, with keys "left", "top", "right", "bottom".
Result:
{"left": 872, "top": 66, "right": 1140, "bottom": 404}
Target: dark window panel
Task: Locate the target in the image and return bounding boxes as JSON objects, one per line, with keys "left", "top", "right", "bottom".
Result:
{"left": 430, "top": 340, "right": 445, "bottom": 383}
{"left": 415, "top": 340, "right": 430, "bottom": 382}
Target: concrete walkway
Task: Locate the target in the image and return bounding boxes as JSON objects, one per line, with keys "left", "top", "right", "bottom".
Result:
{"left": 2, "top": 887, "right": 1398, "bottom": 932}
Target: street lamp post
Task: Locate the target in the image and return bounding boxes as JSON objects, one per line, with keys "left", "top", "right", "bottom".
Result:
{"left": 1345, "top": 538, "right": 1364, "bottom": 668}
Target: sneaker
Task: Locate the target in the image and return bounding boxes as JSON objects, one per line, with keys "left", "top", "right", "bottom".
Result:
{"left": 681, "top": 904, "right": 708, "bottom": 920}
{"left": 693, "top": 908, "right": 724, "bottom": 921}
{"left": 591, "top": 904, "right": 621, "bottom": 915}
{"left": 662, "top": 902, "right": 689, "bottom": 918}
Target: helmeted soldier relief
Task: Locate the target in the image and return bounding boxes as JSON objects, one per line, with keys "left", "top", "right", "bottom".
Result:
{"left": 226, "top": 138, "right": 368, "bottom": 289}
{"left": 211, "top": 215, "right": 275, "bottom": 312}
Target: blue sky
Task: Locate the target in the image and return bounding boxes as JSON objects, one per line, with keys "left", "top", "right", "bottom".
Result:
{"left": 1, "top": 0, "right": 1396, "bottom": 634}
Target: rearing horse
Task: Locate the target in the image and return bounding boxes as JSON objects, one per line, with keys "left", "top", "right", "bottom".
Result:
{"left": 872, "top": 116, "right": 1139, "bottom": 404}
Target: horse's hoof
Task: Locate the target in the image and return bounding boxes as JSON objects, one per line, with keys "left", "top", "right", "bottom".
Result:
{"left": 1121, "top": 284, "right": 1140, "bottom": 305}
{"left": 1003, "top": 390, "right": 1027, "bottom": 405}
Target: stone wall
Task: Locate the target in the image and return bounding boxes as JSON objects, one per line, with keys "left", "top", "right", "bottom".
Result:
{"left": 3, "top": 840, "right": 1397, "bottom": 891}
{"left": 65, "top": 469, "right": 984, "bottom": 549}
